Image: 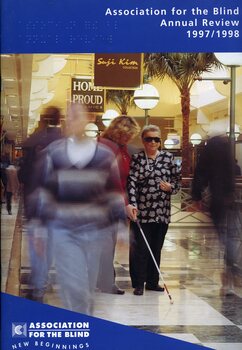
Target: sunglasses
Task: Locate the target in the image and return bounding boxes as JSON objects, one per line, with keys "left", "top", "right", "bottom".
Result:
{"left": 143, "top": 137, "right": 161, "bottom": 143}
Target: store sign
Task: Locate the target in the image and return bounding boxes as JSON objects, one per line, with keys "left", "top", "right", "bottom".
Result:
{"left": 94, "top": 53, "right": 143, "bottom": 88}
{"left": 71, "top": 77, "right": 104, "bottom": 113}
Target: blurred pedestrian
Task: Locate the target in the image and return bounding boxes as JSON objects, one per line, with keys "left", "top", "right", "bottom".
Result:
{"left": 28, "top": 104, "right": 125, "bottom": 314}
{"left": 127, "top": 125, "right": 181, "bottom": 295}
{"left": 192, "top": 136, "right": 240, "bottom": 295}
{"left": 97, "top": 115, "right": 140, "bottom": 294}
{"left": 0, "top": 156, "right": 9, "bottom": 204}
{"left": 5, "top": 162, "right": 19, "bottom": 215}
{"left": 235, "top": 159, "right": 241, "bottom": 176}
{"left": 19, "top": 106, "right": 63, "bottom": 302}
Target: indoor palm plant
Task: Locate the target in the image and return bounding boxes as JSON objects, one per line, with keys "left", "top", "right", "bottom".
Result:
{"left": 144, "top": 53, "right": 221, "bottom": 176}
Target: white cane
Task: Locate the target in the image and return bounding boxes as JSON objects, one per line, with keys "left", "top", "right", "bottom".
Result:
{"left": 136, "top": 220, "right": 174, "bottom": 304}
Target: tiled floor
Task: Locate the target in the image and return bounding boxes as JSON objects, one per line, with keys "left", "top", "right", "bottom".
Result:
{"left": 1, "top": 200, "right": 20, "bottom": 291}
{"left": 1, "top": 201, "right": 242, "bottom": 350}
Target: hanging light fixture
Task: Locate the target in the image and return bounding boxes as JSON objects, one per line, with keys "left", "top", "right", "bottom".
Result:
{"left": 133, "top": 84, "right": 159, "bottom": 125}
{"left": 190, "top": 133, "right": 202, "bottom": 146}
{"left": 85, "top": 123, "right": 99, "bottom": 138}
{"left": 102, "top": 109, "right": 119, "bottom": 127}
{"left": 214, "top": 53, "right": 242, "bottom": 66}
{"left": 164, "top": 139, "right": 174, "bottom": 149}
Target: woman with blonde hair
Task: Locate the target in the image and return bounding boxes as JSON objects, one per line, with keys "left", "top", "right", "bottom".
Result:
{"left": 97, "top": 115, "right": 140, "bottom": 294}
{"left": 101, "top": 115, "right": 140, "bottom": 191}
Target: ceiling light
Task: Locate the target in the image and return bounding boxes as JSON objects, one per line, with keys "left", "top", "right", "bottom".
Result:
{"left": 214, "top": 53, "right": 242, "bottom": 66}
{"left": 134, "top": 84, "right": 160, "bottom": 110}
{"left": 190, "top": 133, "right": 202, "bottom": 146}
{"left": 102, "top": 109, "right": 119, "bottom": 127}
{"left": 164, "top": 139, "right": 174, "bottom": 149}
{"left": 134, "top": 84, "right": 160, "bottom": 125}
{"left": 85, "top": 123, "right": 99, "bottom": 138}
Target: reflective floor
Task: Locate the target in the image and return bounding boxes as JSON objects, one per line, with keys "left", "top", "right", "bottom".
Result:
{"left": 1, "top": 201, "right": 242, "bottom": 350}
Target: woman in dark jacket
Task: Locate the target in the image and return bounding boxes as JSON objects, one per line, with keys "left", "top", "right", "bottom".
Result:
{"left": 127, "top": 125, "right": 181, "bottom": 296}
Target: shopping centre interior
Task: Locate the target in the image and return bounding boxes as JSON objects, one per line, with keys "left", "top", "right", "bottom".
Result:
{"left": 1, "top": 54, "right": 242, "bottom": 156}
{"left": 1, "top": 53, "right": 242, "bottom": 349}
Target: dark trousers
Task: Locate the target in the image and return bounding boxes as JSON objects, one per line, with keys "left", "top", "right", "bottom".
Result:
{"left": 6, "top": 191, "right": 13, "bottom": 213}
{"left": 129, "top": 221, "right": 168, "bottom": 288}
{"left": 97, "top": 225, "right": 117, "bottom": 292}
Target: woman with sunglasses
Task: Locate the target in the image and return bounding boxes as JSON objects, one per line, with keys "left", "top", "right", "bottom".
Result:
{"left": 127, "top": 125, "right": 181, "bottom": 296}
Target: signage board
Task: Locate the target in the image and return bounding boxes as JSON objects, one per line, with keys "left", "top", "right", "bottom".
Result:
{"left": 71, "top": 77, "right": 105, "bottom": 113}
{"left": 94, "top": 53, "right": 143, "bottom": 88}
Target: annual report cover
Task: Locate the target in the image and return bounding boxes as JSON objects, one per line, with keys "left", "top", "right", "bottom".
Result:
{"left": 1, "top": 1, "right": 242, "bottom": 350}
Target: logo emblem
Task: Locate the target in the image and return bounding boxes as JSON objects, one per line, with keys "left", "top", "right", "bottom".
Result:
{"left": 12, "top": 323, "right": 27, "bottom": 337}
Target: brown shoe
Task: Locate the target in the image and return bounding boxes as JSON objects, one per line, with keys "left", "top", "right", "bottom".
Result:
{"left": 112, "top": 287, "right": 125, "bottom": 295}
{"left": 133, "top": 287, "right": 144, "bottom": 296}
{"left": 145, "top": 284, "right": 164, "bottom": 292}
